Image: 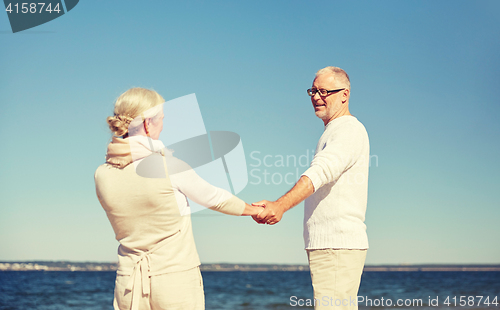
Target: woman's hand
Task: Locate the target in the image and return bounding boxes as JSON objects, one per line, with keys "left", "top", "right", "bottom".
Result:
{"left": 241, "top": 203, "right": 264, "bottom": 216}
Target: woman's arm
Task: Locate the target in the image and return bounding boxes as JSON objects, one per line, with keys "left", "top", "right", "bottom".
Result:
{"left": 242, "top": 203, "right": 264, "bottom": 216}
{"left": 169, "top": 161, "right": 252, "bottom": 216}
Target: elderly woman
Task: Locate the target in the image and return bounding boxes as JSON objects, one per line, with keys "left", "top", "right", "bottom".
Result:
{"left": 94, "top": 88, "right": 261, "bottom": 310}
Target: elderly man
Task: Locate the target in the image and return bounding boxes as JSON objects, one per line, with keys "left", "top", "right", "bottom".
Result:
{"left": 254, "top": 67, "right": 369, "bottom": 310}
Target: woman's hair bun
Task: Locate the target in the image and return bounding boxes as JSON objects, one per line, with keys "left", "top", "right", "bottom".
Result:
{"left": 107, "top": 114, "right": 133, "bottom": 137}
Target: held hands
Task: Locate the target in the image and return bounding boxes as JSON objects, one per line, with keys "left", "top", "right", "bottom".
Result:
{"left": 251, "top": 200, "right": 285, "bottom": 225}
{"left": 242, "top": 203, "right": 265, "bottom": 217}
{"left": 248, "top": 176, "right": 312, "bottom": 225}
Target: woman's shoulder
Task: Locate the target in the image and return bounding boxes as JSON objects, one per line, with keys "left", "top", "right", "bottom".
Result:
{"left": 94, "top": 162, "right": 134, "bottom": 180}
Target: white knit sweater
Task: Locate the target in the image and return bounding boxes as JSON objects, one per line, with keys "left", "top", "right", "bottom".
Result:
{"left": 302, "top": 115, "right": 370, "bottom": 250}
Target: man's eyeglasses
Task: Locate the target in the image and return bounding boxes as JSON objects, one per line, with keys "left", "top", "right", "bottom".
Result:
{"left": 307, "top": 88, "right": 345, "bottom": 97}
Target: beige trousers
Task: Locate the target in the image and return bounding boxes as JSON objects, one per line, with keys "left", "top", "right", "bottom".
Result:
{"left": 113, "top": 266, "right": 205, "bottom": 310}
{"left": 307, "top": 249, "right": 367, "bottom": 310}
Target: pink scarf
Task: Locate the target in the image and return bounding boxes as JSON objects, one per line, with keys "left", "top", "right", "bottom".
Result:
{"left": 105, "top": 136, "right": 167, "bottom": 168}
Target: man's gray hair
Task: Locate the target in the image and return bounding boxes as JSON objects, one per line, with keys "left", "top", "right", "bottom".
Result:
{"left": 316, "top": 66, "right": 351, "bottom": 89}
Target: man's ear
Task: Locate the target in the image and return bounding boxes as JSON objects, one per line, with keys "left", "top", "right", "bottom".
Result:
{"left": 342, "top": 88, "right": 350, "bottom": 103}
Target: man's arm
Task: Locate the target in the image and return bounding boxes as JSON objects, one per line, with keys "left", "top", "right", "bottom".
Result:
{"left": 252, "top": 175, "right": 314, "bottom": 225}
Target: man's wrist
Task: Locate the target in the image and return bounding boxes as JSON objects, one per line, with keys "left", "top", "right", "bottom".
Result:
{"left": 275, "top": 199, "right": 289, "bottom": 213}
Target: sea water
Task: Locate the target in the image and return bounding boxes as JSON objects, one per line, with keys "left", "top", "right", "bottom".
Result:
{"left": 1, "top": 271, "right": 499, "bottom": 309}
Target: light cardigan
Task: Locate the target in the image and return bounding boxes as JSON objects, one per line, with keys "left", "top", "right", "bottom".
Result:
{"left": 94, "top": 136, "right": 245, "bottom": 309}
{"left": 302, "top": 115, "right": 370, "bottom": 250}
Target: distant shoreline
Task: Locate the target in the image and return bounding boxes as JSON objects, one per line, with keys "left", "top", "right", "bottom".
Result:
{"left": 1, "top": 262, "right": 500, "bottom": 272}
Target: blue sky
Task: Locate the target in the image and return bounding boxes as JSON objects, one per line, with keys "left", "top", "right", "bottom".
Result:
{"left": 1, "top": 0, "right": 499, "bottom": 265}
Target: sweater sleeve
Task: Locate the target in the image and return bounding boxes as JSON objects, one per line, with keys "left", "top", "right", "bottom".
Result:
{"left": 302, "top": 122, "right": 366, "bottom": 191}
{"left": 171, "top": 165, "right": 245, "bottom": 216}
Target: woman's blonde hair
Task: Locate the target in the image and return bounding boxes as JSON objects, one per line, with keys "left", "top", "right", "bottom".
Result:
{"left": 107, "top": 87, "right": 165, "bottom": 137}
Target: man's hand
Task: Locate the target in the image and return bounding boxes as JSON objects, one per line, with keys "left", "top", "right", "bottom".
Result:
{"left": 252, "top": 200, "right": 285, "bottom": 225}
{"left": 250, "top": 203, "right": 267, "bottom": 224}
{"left": 250, "top": 176, "right": 314, "bottom": 225}
{"left": 251, "top": 213, "right": 266, "bottom": 224}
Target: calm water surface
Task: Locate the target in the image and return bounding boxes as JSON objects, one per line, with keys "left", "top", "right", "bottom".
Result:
{"left": 1, "top": 271, "right": 499, "bottom": 310}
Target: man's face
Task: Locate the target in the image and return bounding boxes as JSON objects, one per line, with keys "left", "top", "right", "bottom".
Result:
{"left": 310, "top": 74, "right": 346, "bottom": 123}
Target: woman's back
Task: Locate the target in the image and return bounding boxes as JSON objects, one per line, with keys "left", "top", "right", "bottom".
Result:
{"left": 95, "top": 161, "right": 181, "bottom": 252}
{"left": 95, "top": 153, "right": 201, "bottom": 277}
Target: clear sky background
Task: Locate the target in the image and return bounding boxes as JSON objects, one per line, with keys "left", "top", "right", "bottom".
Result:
{"left": 1, "top": 1, "right": 499, "bottom": 265}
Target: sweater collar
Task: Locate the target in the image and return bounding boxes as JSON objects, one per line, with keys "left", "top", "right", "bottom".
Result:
{"left": 325, "top": 115, "right": 355, "bottom": 129}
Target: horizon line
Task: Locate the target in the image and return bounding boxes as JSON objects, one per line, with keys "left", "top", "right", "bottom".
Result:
{"left": 1, "top": 261, "right": 500, "bottom": 267}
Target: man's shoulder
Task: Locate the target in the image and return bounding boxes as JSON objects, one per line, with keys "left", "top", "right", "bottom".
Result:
{"left": 326, "top": 116, "right": 367, "bottom": 136}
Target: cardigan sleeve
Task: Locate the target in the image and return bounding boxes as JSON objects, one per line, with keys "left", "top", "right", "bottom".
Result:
{"left": 170, "top": 161, "right": 245, "bottom": 216}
